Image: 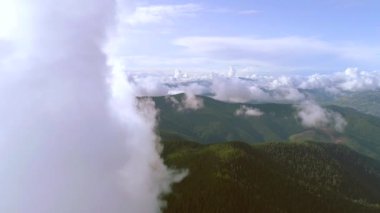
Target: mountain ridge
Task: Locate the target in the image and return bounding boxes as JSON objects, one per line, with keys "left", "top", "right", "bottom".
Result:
{"left": 150, "top": 94, "right": 380, "bottom": 161}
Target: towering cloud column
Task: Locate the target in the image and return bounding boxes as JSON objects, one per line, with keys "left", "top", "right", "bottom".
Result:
{"left": 0, "top": 0, "right": 181, "bottom": 212}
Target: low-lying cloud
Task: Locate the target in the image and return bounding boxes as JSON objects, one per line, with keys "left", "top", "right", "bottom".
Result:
{"left": 166, "top": 93, "right": 204, "bottom": 111}
{"left": 235, "top": 105, "right": 264, "bottom": 117}
{"left": 295, "top": 101, "right": 347, "bottom": 132}
{"left": 128, "top": 67, "right": 380, "bottom": 103}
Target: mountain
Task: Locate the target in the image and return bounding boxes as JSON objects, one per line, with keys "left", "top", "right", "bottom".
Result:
{"left": 153, "top": 94, "right": 305, "bottom": 143}
{"left": 304, "top": 90, "right": 380, "bottom": 118}
{"left": 162, "top": 140, "right": 380, "bottom": 213}
{"left": 151, "top": 94, "right": 380, "bottom": 161}
{"left": 332, "top": 91, "right": 380, "bottom": 118}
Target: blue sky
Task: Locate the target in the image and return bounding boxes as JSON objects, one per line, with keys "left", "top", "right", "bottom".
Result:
{"left": 118, "top": 0, "right": 380, "bottom": 74}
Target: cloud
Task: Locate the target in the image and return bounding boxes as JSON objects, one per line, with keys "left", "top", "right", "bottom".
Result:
{"left": 127, "top": 68, "right": 358, "bottom": 133}
{"left": 124, "top": 4, "right": 202, "bottom": 26}
{"left": 211, "top": 75, "right": 271, "bottom": 103}
{"left": 134, "top": 67, "right": 380, "bottom": 97}
{"left": 130, "top": 75, "right": 170, "bottom": 97}
{"left": 0, "top": 1, "right": 130, "bottom": 212}
{"left": 0, "top": 40, "right": 14, "bottom": 66}
{"left": 0, "top": 1, "right": 184, "bottom": 212}
{"left": 208, "top": 74, "right": 306, "bottom": 103}
{"left": 174, "top": 36, "right": 379, "bottom": 64}
{"left": 0, "top": 0, "right": 20, "bottom": 39}
{"left": 209, "top": 8, "right": 259, "bottom": 16}
{"left": 271, "top": 87, "right": 306, "bottom": 102}
{"left": 181, "top": 93, "right": 204, "bottom": 110}
{"left": 109, "top": 63, "right": 188, "bottom": 212}
{"left": 175, "top": 36, "right": 330, "bottom": 57}
{"left": 123, "top": 67, "right": 380, "bottom": 123}
{"left": 227, "top": 66, "right": 237, "bottom": 78}
{"left": 166, "top": 93, "right": 204, "bottom": 111}
{"left": 110, "top": 3, "right": 189, "bottom": 212}
{"left": 235, "top": 105, "right": 264, "bottom": 117}
{"left": 174, "top": 69, "right": 189, "bottom": 79}
{"left": 300, "top": 67, "right": 380, "bottom": 92}
{"left": 295, "top": 101, "right": 347, "bottom": 132}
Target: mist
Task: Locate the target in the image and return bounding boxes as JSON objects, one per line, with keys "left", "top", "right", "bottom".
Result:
{"left": 235, "top": 106, "right": 264, "bottom": 117}
{"left": 165, "top": 93, "right": 204, "bottom": 111}
{"left": 0, "top": 0, "right": 182, "bottom": 212}
{"left": 295, "top": 101, "right": 347, "bottom": 132}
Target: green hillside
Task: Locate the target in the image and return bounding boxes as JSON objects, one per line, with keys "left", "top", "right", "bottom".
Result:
{"left": 154, "top": 94, "right": 305, "bottom": 143}
{"left": 152, "top": 94, "right": 380, "bottom": 161}
{"left": 304, "top": 90, "right": 380, "bottom": 118}
{"left": 162, "top": 140, "right": 380, "bottom": 213}
{"left": 333, "top": 91, "right": 380, "bottom": 117}
{"left": 329, "top": 105, "right": 380, "bottom": 160}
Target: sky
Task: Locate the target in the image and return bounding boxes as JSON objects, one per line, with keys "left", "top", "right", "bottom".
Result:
{"left": 114, "top": 0, "right": 380, "bottom": 75}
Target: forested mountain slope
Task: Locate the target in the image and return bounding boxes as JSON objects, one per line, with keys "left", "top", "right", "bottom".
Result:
{"left": 152, "top": 94, "right": 380, "bottom": 161}
{"left": 162, "top": 140, "right": 380, "bottom": 213}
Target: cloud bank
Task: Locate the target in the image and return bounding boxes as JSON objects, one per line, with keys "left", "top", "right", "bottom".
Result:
{"left": 300, "top": 67, "right": 380, "bottom": 93}
{"left": 128, "top": 67, "right": 380, "bottom": 103}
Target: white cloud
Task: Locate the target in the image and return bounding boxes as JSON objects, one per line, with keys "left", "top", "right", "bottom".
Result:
{"left": 0, "top": 0, "right": 19, "bottom": 39}
{"left": 182, "top": 93, "right": 204, "bottom": 110}
{"left": 295, "top": 101, "right": 347, "bottom": 132}
{"left": 123, "top": 67, "right": 380, "bottom": 105}
{"left": 174, "top": 36, "right": 379, "bottom": 63}
{"left": 130, "top": 75, "right": 170, "bottom": 97}
{"left": 211, "top": 75, "right": 271, "bottom": 103}
{"left": 0, "top": 40, "right": 14, "bottom": 66}
{"left": 235, "top": 105, "right": 264, "bottom": 117}
{"left": 0, "top": 0, "right": 186, "bottom": 212}
{"left": 272, "top": 87, "right": 306, "bottom": 102}
{"left": 209, "top": 8, "right": 259, "bottom": 16}
{"left": 175, "top": 36, "right": 330, "bottom": 56}
{"left": 300, "top": 67, "right": 380, "bottom": 92}
{"left": 166, "top": 93, "right": 204, "bottom": 111}
{"left": 125, "top": 4, "right": 202, "bottom": 26}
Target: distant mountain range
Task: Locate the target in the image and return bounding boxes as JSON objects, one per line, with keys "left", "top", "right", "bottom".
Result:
{"left": 303, "top": 90, "right": 380, "bottom": 118}
{"left": 152, "top": 94, "right": 380, "bottom": 161}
